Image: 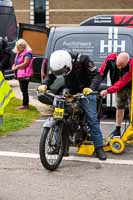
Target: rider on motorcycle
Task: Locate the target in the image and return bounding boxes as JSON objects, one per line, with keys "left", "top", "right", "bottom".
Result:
{"left": 38, "top": 50, "right": 107, "bottom": 160}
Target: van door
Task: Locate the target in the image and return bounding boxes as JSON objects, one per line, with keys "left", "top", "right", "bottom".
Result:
{"left": 19, "top": 23, "right": 49, "bottom": 56}
{"left": 19, "top": 23, "right": 50, "bottom": 82}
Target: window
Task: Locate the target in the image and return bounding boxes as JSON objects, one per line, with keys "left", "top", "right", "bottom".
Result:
{"left": 34, "top": 0, "right": 46, "bottom": 26}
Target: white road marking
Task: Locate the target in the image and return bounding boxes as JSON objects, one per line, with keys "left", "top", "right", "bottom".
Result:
{"left": 36, "top": 119, "right": 46, "bottom": 122}
{"left": 0, "top": 151, "right": 133, "bottom": 166}
{"left": 36, "top": 119, "right": 127, "bottom": 125}
{"left": 63, "top": 156, "right": 133, "bottom": 166}
{"left": 100, "top": 121, "right": 126, "bottom": 125}
{"left": 0, "top": 151, "right": 39, "bottom": 158}
{"left": 28, "top": 89, "right": 37, "bottom": 91}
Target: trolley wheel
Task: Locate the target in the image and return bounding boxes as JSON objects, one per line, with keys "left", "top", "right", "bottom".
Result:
{"left": 110, "top": 138, "right": 125, "bottom": 154}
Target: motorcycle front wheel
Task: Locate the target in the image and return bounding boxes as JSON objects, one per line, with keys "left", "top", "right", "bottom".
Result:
{"left": 39, "top": 121, "right": 66, "bottom": 171}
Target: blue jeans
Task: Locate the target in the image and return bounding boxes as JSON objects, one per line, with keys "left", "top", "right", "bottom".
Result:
{"left": 80, "top": 94, "right": 103, "bottom": 147}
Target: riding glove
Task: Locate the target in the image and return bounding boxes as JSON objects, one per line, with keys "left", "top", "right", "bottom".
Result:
{"left": 82, "top": 87, "right": 93, "bottom": 96}
{"left": 38, "top": 85, "right": 48, "bottom": 93}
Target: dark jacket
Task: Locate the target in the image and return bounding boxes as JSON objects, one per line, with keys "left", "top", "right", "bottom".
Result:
{"left": 43, "top": 53, "right": 102, "bottom": 94}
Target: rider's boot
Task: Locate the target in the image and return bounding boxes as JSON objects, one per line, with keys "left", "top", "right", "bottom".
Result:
{"left": 110, "top": 126, "right": 121, "bottom": 137}
{"left": 95, "top": 146, "right": 107, "bottom": 160}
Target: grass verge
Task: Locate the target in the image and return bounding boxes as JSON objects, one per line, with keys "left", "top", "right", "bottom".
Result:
{"left": 0, "top": 97, "right": 40, "bottom": 136}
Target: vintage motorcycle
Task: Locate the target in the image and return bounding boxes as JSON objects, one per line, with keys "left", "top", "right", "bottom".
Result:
{"left": 38, "top": 90, "right": 101, "bottom": 171}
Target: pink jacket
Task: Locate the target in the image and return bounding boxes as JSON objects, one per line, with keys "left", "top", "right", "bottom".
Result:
{"left": 15, "top": 50, "right": 33, "bottom": 78}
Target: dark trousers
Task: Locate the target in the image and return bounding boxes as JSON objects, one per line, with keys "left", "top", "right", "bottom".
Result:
{"left": 19, "top": 78, "right": 30, "bottom": 106}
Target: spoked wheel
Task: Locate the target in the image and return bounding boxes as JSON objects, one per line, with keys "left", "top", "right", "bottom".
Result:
{"left": 39, "top": 121, "right": 66, "bottom": 171}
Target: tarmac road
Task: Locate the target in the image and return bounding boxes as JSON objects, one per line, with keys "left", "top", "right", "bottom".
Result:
{"left": 0, "top": 119, "right": 133, "bottom": 200}
{"left": 0, "top": 80, "right": 133, "bottom": 200}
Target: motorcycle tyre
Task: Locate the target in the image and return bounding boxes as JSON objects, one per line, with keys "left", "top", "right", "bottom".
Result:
{"left": 39, "top": 122, "right": 66, "bottom": 171}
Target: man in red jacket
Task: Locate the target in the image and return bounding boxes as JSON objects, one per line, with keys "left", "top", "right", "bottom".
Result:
{"left": 99, "top": 52, "right": 133, "bottom": 137}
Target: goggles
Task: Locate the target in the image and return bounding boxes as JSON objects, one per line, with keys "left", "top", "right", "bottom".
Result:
{"left": 52, "top": 65, "right": 71, "bottom": 76}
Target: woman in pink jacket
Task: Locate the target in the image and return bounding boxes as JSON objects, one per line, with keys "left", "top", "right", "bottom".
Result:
{"left": 12, "top": 38, "right": 33, "bottom": 110}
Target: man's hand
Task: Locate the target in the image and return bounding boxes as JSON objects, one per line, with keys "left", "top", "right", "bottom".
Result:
{"left": 100, "top": 89, "right": 108, "bottom": 97}
{"left": 83, "top": 88, "right": 93, "bottom": 96}
{"left": 38, "top": 85, "right": 48, "bottom": 93}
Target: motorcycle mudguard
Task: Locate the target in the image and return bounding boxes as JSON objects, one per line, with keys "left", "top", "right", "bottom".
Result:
{"left": 43, "top": 117, "right": 56, "bottom": 128}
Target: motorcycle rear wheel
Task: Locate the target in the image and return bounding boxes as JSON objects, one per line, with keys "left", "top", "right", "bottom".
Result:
{"left": 39, "top": 121, "right": 66, "bottom": 171}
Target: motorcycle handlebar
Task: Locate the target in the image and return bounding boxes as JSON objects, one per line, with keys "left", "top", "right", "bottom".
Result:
{"left": 40, "top": 90, "right": 100, "bottom": 100}
{"left": 73, "top": 91, "right": 99, "bottom": 98}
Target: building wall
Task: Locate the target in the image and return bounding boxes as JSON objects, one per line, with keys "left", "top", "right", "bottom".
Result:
{"left": 49, "top": 0, "right": 133, "bottom": 26}
{"left": 12, "top": 0, "right": 34, "bottom": 24}
{"left": 12, "top": 0, "right": 133, "bottom": 27}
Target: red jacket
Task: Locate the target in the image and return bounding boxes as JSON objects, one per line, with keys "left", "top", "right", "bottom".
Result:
{"left": 99, "top": 53, "right": 133, "bottom": 93}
